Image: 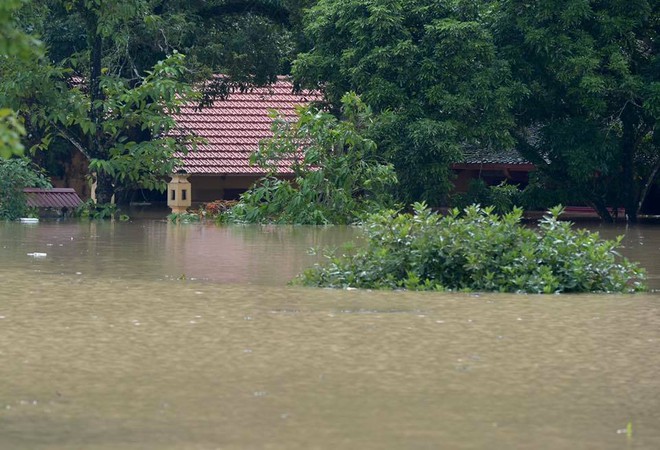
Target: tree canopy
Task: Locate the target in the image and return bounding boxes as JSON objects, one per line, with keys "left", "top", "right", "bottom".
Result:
{"left": 0, "top": 0, "right": 42, "bottom": 159}
{"left": 495, "top": 0, "right": 660, "bottom": 221}
{"left": 293, "top": 0, "right": 522, "bottom": 203}
{"left": 1, "top": 0, "right": 301, "bottom": 202}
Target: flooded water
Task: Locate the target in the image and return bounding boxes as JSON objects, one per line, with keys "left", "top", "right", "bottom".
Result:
{"left": 1, "top": 220, "right": 659, "bottom": 449}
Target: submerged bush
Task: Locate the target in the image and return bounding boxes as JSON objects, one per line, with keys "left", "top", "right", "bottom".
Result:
{"left": 296, "top": 204, "right": 646, "bottom": 293}
{"left": 75, "top": 200, "right": 120, "bottom": 220}
{"left": 167, "top": 212, "right": 201, "bottom": 223}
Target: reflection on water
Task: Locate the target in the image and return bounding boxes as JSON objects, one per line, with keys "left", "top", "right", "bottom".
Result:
{"left": 0, "top": 220, "right": 659, "bottom": 449}
{"left": 0, "top": 221, "right": 355, "bottom": 284}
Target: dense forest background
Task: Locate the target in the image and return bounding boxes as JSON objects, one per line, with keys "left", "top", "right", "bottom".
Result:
{"left": 1, "top": 0, "right": 658, "bottom": 221}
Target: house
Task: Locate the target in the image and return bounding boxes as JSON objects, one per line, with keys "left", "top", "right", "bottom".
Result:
{"left": 168, "top": 81, "right": 537, "bottom": 212}
{"left": 167, "top": 77, "right": 320, "bottom": 211}
{"left": 23, "top": 187, "right": 83, "bottom": 217}
{"left": 451, "top": 146, "right": 535, "bottom": 192}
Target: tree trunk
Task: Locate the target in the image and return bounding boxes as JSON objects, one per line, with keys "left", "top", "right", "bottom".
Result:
{"left": 637, "top": 157, "right": 660, "bottom": 216}
{"left": 95, "top": 171, "right": 114, "bottom": 204}
{"left": 87, "top": 11, "right": 114, "bottom": 204}
{"left": 590, "top": 199, "right": 614, "bottom": 223}
{"left": 86, "top": 11, "right": 115, "bottom": 204}
{"left": 621, "top": 103, "right": 638, "bottom": 222}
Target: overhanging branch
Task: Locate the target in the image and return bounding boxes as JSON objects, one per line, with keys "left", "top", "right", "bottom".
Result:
{"left": 51, "top": 122, "right": 91, "bottom": 161}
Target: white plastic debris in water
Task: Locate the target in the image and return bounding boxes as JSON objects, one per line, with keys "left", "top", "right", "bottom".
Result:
{"left": 20, "top": 218, "right": 39, "bottom": 224}
{"left": 27, "top": 252, "right": 47, "bottom": 258}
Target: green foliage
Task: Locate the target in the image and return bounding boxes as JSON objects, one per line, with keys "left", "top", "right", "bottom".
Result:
{"left": 81, "top": 52, "right": 202, "bottom": 193}
{"left": 226, "top": 93, "right": 398, "bottom": 224}
{"left": 0, "top": 108, "right": 26, "bottom": 159}
{"left": 0, "top": 0, "right": 41, "bottom": 60}
{"left": 453, "top": 180, "right": 524, "bottom": 215}
{"left": 297, "top": 203, "right": 646, "bottom": 293}
{"left": 167, "top": 212, "right": 201, "bottom": 223}
{"left": 2, "top": 47, "right": 201, "bottom": 201}
{"left": 74, "top": 199, "right": 119, "bottom": 220}
{"left": 518, "top": 171, "right": 591, "bottom": 212}
{"left": 2, "top": 0, "right": 298, "bottom": 202}
{"left": 0, "top": 158, "right": 51, "bottom": 220}
{"left": 0, "top": 0, "right": 42, "bottom": 159}
{"left": 452, "top": 178, "right": 590, "bottom": 214}
{"left": 495, "top": 0, "right": 659, "bottom": 220}
{"left": 293, "top": 0, "right": 522, "bottom": 203}
{"left": 26, "top": 0, "right": 298, "bottom": 102}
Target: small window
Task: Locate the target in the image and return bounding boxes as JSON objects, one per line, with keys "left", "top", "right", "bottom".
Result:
{"left": 182, "top": 189, "right": 187, "bottom": 201}
{"left": 171, "top": 189, "right": 176, "bottom": 201}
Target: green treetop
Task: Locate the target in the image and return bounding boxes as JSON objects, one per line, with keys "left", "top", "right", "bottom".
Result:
{"left": 293, "top": 0, "right": 523, "bottom": 203}
{"left": 496, "top": 0, "right": 659, "bottom": 221}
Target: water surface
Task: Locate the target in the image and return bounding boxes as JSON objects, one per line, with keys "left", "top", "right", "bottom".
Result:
{"left": 1, "top": 220, "right": 659, "bottom": 449}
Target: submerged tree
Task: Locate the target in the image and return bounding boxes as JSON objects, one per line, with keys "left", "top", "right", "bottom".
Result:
{"left": 495, "top": 0, "right": 660, "bottom": 221}
{"left": 297, "top": 204, "right": 647, "bottom": 293}
{"left": 293, "top": 0, "right": 522, "bottom": 203}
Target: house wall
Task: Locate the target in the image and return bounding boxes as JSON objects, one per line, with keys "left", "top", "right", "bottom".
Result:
{"left": 189, "top": 173, "right": 298, "bottom": 204}
{"left": 188, "top": 175, "right": 258, "bottom": 203}
{"left": 49, "top": 149, "right": 92, "bottom": 201}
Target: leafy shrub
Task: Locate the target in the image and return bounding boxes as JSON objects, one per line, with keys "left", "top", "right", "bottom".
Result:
{"left": 225, "top": 92, "right": 398, "bottom": 225}
{"left": 0, "top": 158, "right": 51, "bottom": 220}
{"left": 0, "top": 109, "right": 26, "bottom": 159}
{"left": 296, "top": 204, "right": 646, "bottom": 293}
{"left": 203, "top": 200, "right": 238, "bottom": 217}
{"left": 167, "top": 212, "right": 201, "bottom": 223}
{"left": 75, "top": 200, "right": 121, "bottom": 220}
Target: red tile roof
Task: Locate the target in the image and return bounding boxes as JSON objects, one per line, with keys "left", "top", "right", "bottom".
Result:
{"left": 173, "top": 77, "right": 320, "bottom": 175}
{"left": 23, "top": 188, "right": 83, "bottom": 208}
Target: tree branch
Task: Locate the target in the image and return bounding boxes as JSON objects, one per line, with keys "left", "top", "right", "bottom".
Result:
{"left": 637, "top": 156, "right": 660, "bottom": 216}
{"left": 51, "top": 122, "right": 91, "bottom": 161}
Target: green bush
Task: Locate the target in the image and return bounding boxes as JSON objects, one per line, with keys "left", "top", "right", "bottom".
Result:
{"left": 167, "top": 212, "right": 201, "bottom": 223}
{"left": 75, "top": 200, "right": 120, "bottom": 220}
{"left": 0, "top": 158, "right": 51, "bottom": 220}
{"left": 296, "top": 204, "right": 646, "bottom": 293}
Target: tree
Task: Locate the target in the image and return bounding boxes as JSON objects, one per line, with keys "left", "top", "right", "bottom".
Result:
{"left": 0, "top": 0, "right": 42, "bottom": 159}
{"left": 292, "top": 0, "right": 521, "bottom": 203}
{"left": 495, "top": 0, "right": 660, "bottom": 222}
{"left": 1, "top": 1, "right": 201, "bottom": 202}
{"left": 2, "top": 0, "right": 301, "bottom": 202}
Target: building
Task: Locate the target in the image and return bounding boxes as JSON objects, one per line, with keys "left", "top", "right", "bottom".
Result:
{"left": 451, "top": 146, "right": 535, "bottom": 191}
{"left": 169, "top": 77, "right": 320, "bottom": 209}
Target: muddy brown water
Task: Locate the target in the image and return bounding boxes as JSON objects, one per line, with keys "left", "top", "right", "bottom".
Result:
{"left": 0, "top": 220, "right": 659, "bottom": 449}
